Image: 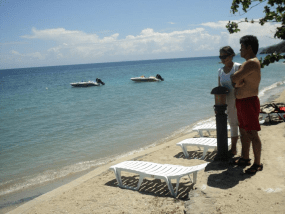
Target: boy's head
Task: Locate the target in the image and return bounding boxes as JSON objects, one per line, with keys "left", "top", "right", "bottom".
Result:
{"left": 240, "top": 35, "right": 259, "bottom": 55}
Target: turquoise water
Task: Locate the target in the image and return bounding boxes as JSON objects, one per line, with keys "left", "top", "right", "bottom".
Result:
{"left": 0, "top": 56, "right": 284, "bottom": 205}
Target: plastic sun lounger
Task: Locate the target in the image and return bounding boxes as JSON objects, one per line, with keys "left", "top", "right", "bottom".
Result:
{"left": 109, "top": 161, "right": 208, "bottom": 198}
{"left": 176, "top": 138, "right": 232, "bottom": 159}
{"left": 193, "top": 123, "right": 231, "bottom": 137}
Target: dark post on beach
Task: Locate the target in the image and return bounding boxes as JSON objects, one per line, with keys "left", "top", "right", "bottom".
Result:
{"left": 211, "top": 86, "right": 229, "bottom": 161}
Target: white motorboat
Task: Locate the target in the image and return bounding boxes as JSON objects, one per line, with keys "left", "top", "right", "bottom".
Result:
{"left": 131, "top": 74, "right": 164, "bottom": 82}
{"left": 70, "top": 78, "right": 105, "bottom": 87}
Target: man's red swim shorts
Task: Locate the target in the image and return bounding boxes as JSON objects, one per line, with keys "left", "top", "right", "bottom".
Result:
{"left": 236, "top": 96, "right": 261, "bottom": 131}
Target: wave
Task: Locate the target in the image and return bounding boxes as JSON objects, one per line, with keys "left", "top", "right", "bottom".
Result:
{"left": 0, "top": 117, "right": 210, "bottom": 197}
{"left": 0, "top": 160, "right": 107, "bottom": 196}
{"left": 0, "top": 138, "right": 168, "bottom": 197}
{"left": 259, "top": 80, "right": 285, "bottom": 98}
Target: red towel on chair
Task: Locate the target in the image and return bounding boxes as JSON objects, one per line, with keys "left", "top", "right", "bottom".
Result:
{"left": 280, "top": 107, "right": 285, "bottom": 112}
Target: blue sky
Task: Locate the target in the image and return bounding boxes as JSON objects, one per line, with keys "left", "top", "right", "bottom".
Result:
{"left": 0, "top": 0, "right": 283, "bottom": 69}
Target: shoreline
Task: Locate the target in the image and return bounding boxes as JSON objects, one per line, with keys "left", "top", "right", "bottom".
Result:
{"left": 0, "top": 120, "right": 203, "bottom": 213}
{"left": 2, "top": 88, "right": 285, "bottom": 214}
{"left": 0, "top": 120, "right": 203, "bottom": 212}
{"left": 3, "top": 130, "right": 201, "bottom": 214}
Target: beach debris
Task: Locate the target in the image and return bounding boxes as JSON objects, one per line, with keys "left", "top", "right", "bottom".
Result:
{"left": 264, "top": 188, "right": 282, "bottom": 193}
{"left": 201, "top": 184, "right": 207, "bottom": 190}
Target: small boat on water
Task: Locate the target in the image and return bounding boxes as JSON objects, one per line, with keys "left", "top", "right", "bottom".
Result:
{"left": 131, "top": 74, "right": 164, "bottom": 82}
{"left": 70, "top": 78, "right": 105, "bottom": 87}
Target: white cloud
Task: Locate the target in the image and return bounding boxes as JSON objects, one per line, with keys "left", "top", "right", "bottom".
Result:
{"left": 10, "top": 50, "right": 21, "bottom": 55}
{"left": 201, "top": 20, "right": 229, "bottom": 29}
{"left": 27, "top": 52, "right": 45, "bottom": 60}
{"left": 4, "top": 21, "right": 282, "bottom": 68}
{"left": 202, "top": 19, "right": 281, "bottom": 39}
{"left": 19, "top": 27, "right": 218, "bottom": 60}
{"left": 11, "top": 49, "right": 45, "bottom": 60}
{"left": 201, "top": 19, "right": 282, "bottom": 52}
{"left": 22, "top": 28, "right": 101, "bottom": 45}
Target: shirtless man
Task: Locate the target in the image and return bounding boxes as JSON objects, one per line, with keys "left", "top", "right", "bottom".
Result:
{"left": 231, "top": 35, "right": 263, "bottom": 175}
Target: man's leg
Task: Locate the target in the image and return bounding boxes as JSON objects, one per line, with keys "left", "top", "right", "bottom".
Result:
{"left": 246, "top": 130, "right": 262, "bottom": 165}
{"left": 239, "top": 128, "right": 251, "bottom": 159}
{"left": 233, "top": 127, "right": 251, "bottom": 165}
{"left": 230, "top": 136, "right": 238, "bottom": 155}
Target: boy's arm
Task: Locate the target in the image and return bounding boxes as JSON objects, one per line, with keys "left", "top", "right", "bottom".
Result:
{"left": 231, "top": 61, "right": 258, "bottom": 83}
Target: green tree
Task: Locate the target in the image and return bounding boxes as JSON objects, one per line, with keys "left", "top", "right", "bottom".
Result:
{"left": 226, "top": 0, "right": 285, "bottom": 68}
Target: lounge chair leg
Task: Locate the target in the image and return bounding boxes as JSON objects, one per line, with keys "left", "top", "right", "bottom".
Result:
{"left": 182, "top": 146, "right": 189, "bottom": 158}
{"left": 114, "top": 169, "right": 123, "bottom": 187}
{"left": 193, "top": 172, "right": 197, "bottom": 184}
{"left": 165, "top": 178, "right": 176, "bottom": 197}
{"left": 188, "top": 175, "right": 192, "bottom": 183}
{"left": 115, "top": 171, "right": 144, "bottom": 191}
{"left": 174, "top": 178, "right": 181, "bottom": 197}
{"left": 135, "top": 176, "right": 144, "bottom": 191}
{"left": 200, "top": 146, "right": 209, "bottom": 159}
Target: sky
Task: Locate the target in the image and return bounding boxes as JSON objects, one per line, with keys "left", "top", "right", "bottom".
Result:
{"left": 0, "top": 0, "right": 283, "bottom": 69}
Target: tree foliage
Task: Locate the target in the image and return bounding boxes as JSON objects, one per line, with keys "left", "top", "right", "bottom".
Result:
{"left": 226, "top": 0, "right": 285, "bottom": 68}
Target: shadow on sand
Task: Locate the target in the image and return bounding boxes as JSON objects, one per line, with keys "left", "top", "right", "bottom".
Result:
{"left": 205, "top": 158, "right": 252, "bottom": 189}
{"left": 175, "top": 150, "right": 253, "bottom": 189}
{"left": 105, "top": 175, "right": 194, "bottom": 200}
{"left": 105, "top": 149, "right": 255, "bottom": 201}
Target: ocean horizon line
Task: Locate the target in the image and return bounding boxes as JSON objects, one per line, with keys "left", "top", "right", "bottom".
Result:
{"left": 0, "top": 55, "right": 221, "bottom": 71}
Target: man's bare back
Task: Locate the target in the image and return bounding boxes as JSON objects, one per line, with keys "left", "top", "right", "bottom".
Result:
{"left": 231, "top": 57, "right": 261, "bottom": 99}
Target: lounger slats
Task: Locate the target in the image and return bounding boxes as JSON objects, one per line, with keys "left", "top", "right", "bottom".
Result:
{"left": 193, "top": 123, "right": 231, "bottom": 137}
{"left": 177, "top": 138, "right": 232, "bottom": 159}
{"left": 110, "top": 161, "right": 208, "bottom": 197}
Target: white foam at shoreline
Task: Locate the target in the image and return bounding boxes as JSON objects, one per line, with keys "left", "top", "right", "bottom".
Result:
{"left": 0, "top": 160, "right": 107, "bottom": 196}
{"left": 0, "top": 122, "right": 197, "bottom": 197}
{"left": 259, "top": 80, "right": 285, "bottom": 98}
{"left": 0, "top": 139, "right": 165, "bottom": 197}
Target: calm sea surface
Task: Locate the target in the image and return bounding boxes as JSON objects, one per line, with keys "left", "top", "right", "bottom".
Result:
{"left": 0, "top": 56, "right": 284, "bottom": 208}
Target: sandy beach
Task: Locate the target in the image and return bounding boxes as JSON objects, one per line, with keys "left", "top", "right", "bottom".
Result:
{"left": 4, "top": 90, "right": 285, "bottom": 214}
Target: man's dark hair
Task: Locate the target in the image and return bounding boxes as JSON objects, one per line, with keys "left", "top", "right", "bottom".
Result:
{"left": 240, "top": 35, "right": 259, "bottom": 55}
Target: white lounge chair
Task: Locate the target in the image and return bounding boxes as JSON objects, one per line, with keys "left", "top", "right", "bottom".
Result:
{"left": 109, "top": 161, "right": 208, "bottom": 197}
{"left": 176, "top": 138, "right": 232, "bottom": 159}
{"left": 193, "top": 123, "right": 231, "bottom": 137}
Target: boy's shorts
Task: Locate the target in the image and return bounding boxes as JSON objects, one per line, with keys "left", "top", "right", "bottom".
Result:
{"left": 236, "top": 96, "right": 261, "bottom": 131}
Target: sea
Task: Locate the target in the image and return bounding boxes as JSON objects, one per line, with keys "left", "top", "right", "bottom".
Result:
{"left": 0, "top": 55, "right": 285, "bottom": 211}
